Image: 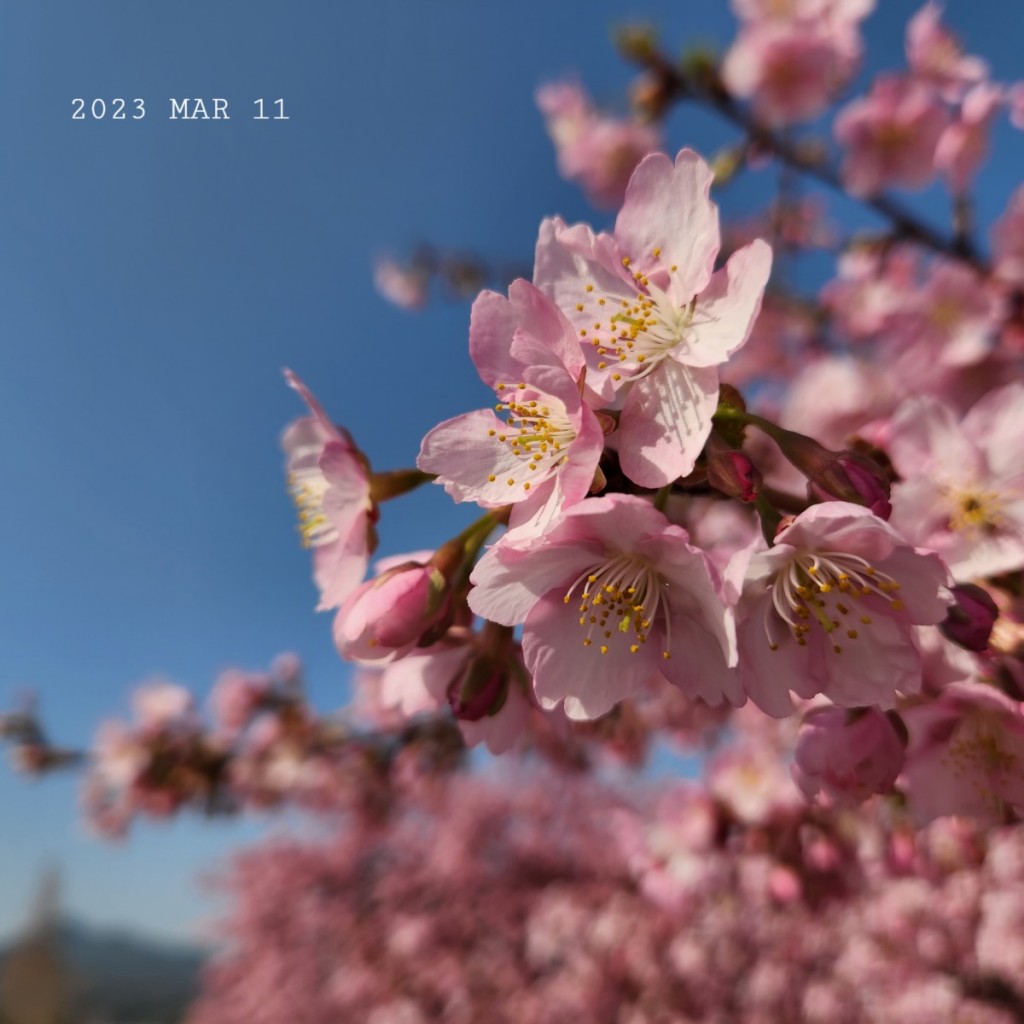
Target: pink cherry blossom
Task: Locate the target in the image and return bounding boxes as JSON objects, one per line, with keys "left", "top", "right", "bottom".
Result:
{"left": 534, "top": 149, "right": 771, "bottom": 487}
{"left": 792, "top": 705, "right": 905, "bottom": 806}
{"left": 935, "top": 82, "right": 1004, "bottom": 195}
{"left": 901, "top": 682, "right": 1024, "bottom": 825}
{"left": 881, "top": 260, "right": 1004, "bottom": 370}
{"left": 834, "top": 75, "right": 949, "bottom": 196}
{"left": 821, "top": 245, "right": 922, "bottom": 341}
{"left": 282, "top": 370, "right": 376, "bottom": 610}
{"left": 732, "top": 0, "right": 875, "bottom": 22}
{"left": 131, "top": 681, "right": 197, "bottom": 732}
{"left": 417, "top": 279, "right": 604, "bottom": 537}
{"left": 992, "top": 185, "right": 1024, "bottom": 286}
{"left": 722, "top": 19, "right": 862, "bottom": 126}
{"left": 536, "top": 80, "right": 661, "bottom": 209}
{"left": 906, "top": 2, "right": 989, "bottom": 102}
{"left": 734, "top": 502, "right": 951, "bottom": 717}
{"left": 356, "top": 626, "right": 544, "bottom": 755}
{"left": 468, "top": 494, "right": 740, "bottom": 720}
{"left": 886, "top": 385, "right": 1024, "bottom": 579}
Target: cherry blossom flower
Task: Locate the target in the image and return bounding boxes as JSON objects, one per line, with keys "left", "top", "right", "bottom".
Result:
{"left": 834, "top": 75, "right": 949, "bottom": 196}
{"left": 534, "top": 149, "right": 771, "bottom": 487}
{"left": 792, "top": 705, "right": 905, "bottom": 806}
{"left": 418, "top": 280, "right": 605, "bottom": 537}
{"left": 906, "top": 2, "right": 988, "bottom": 101}
{"left": 282, "top": 370, "right": 376, "bottom": 610}
{"left": 881, "top": 260, "right": 1004, "bottom": 370}
{"left": 355, "top": 625, "right": 544, "bottom": 755}
{"left": 536, "top": 80, "right": 661, "bottom": 209}
{"left": 886, "top": 385, "right": 1024, "bottom": 579}
{"left": 992, "top": 185, "right": 1024, "bottom": 286}
{"left": 732, "top": 0, "right": 874, "bottom": 22}
{"left": 723, "top": 20, "right": 862, "bottom": 126}
{"left": 901, "top": 682, "right": 1024, "bottom": 825}
{"left": 734, "top": 502, "right": 951, "bottom": 716}
{"left": 935, "top": 82, "right": 1004, "bottom": 195}
{"left": 468, "top": 494, "right": 740, "bottom": 720}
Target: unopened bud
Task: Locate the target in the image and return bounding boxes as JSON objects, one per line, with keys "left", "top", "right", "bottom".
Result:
{"left": 707, "top": 447, "right": 761, "bottom": 502}
{"left": 615, "top": 24, "right": 658, "bottom": 62}
{"left": 775, "top": 429, "right": 891, "bottom": 518}
{"left": 939, "top": 583, "right": 999, "bottom": 652}
{"left": 710, "top": 145, "right": 745, "bottom": 186}
{"left": 809, "top": 452, "right": 892, "bottom": 519}
{"left": 447, "top": 656, "right": 507, "bottom": 722}
{"left": 335, "top": 562, "right": 451, "bottom": 660}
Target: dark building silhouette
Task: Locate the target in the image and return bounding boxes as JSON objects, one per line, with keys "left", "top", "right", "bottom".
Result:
{"left": 0, "top": 869, "right": 75, "bottom": 1024}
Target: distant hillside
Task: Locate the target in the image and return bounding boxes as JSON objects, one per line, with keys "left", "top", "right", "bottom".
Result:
{"left": 1, "top": 919, "right": 208, "bottom": 1024}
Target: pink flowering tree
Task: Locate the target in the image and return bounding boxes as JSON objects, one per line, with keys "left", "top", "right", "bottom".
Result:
{"left": 9, "top": 2, "right": 1024, "bottom": 1019}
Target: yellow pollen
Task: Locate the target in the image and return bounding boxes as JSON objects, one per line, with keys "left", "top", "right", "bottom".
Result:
{"left": 487, "top": 474, "right": 496, "bottom": 482}
{"left": 652, "top": 247, "right": 661, "bottom": 257}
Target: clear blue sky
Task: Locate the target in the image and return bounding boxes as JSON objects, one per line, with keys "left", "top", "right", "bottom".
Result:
{"left": 1, "top": 0, "right": 1021, "bottom": 943}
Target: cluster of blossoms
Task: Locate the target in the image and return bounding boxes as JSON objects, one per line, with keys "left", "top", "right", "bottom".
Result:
{"left": 284, "top": 104, "right": 1024, "bottom": 825}
{"left": 189, "top": 749, "right": 1024, "bottom": 1023}
{"left": 9, "top": 2, "right": 1024, "bottom": 1018}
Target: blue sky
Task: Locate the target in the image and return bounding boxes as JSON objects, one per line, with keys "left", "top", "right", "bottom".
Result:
{"left": 1, "top": 0, "right": 1022, "bottom": 942}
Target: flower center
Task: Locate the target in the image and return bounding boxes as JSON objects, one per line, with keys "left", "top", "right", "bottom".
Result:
{"left": 571, "top": 252, "right": 709, "bottom": 384}
{"left": 947, "top": 487, "right": 1003, "bottom": 534}
{"left": 288, "top": 466, "right": 338, "bottom": 549}
{"left": 563, "top": 553, "right": 672, "bottom": 659}
{"left": 765, "top": 550, "right": 904, "bottom": 655}
{"left": 486, "top": 382, "right": 576, "bottom": 492}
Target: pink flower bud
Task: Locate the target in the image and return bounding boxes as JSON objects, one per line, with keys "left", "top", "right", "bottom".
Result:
{"left": 335, "top": 562, "right": 451, "bottom": 661}
{"left": 446, "top": 656, "right": 508, "bottom": 722}
{"left": 792, "top": 706, "right": 905, "bottom": 807}
{"left": 811, "top": 452, "right": 892, "bottom": 518}
{"left": 770, "top": 423, "right": 892, "bottom": 515}
{"left": 706, "top": 448, "right": 762, "bottom": 502}
{"left": 939, "top": 583, "right": 999, "bottom": 652}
